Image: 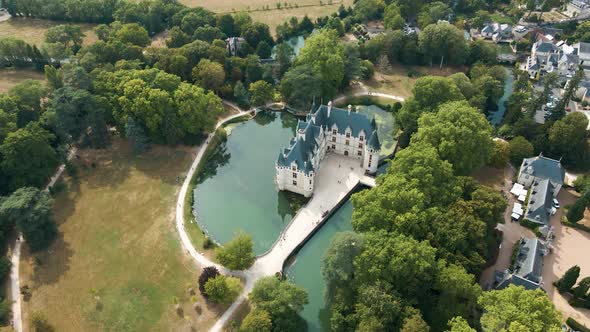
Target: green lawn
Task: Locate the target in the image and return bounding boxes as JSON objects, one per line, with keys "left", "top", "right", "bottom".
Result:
{"left": 20, "top": 139, "right": 228, "bottom": 331}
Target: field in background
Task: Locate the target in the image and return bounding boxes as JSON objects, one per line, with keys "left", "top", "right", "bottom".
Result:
{"left": 0, "top": 18, "right": 97, "bottom": 46}
{"left": 19, "top": 139, "right": 226, "bottom": 331}
{"left": 363, "top": 64, "right": 467, "bottom": 99}
{"left": 179, "top": 0, "right": 354, "bottom": 33}
{"left": 0, "top": 69, "right": 45, "bottom": 93}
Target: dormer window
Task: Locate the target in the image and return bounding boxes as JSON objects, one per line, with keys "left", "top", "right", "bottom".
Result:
{"left": 292, "top": 165, "right": 296, "bottom": 171}
{"left": 346, "top": 132, "right": 350, "bottom": 138}
{"left": 332, "top": 129, "right": 337, "bottom": 135}
{"left": 359, "top": 136, "right": 364, "bottom": 141}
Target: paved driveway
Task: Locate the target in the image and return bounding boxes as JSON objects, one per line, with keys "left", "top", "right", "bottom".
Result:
{"left": 543, "top": 189, "right": 590, "bottom": 326}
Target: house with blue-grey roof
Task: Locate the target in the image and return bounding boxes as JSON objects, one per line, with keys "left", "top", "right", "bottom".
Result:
{"left": 517, "top": 154, "right": 564, "bottom": 225}
{"left": 276, "top": 101, "right": 380, "bottom": 197}
{"left": 495, "top": 237, "right": 547, "bottom": 290}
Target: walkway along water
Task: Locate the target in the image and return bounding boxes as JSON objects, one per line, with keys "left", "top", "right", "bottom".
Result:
{"left": 209, "top": 154, "right": 375, "bottom": 332}
{"left": 174, "top": 103, "right": 378, "bottom": 331}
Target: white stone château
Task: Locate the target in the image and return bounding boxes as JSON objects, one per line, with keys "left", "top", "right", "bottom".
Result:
{"left": 276, "top": 101, "right": 380, "bottom": 197}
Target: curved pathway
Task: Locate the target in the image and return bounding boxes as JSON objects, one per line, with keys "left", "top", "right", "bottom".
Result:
{"left": 176, "top": 101, "right": 382, "bottom": 332}
{"left": 175, "top": 109, "right": 250, "bottom": 276}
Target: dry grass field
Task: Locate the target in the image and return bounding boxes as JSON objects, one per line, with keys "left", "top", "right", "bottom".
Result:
{"left": 19, "top": 139, "right": 229, "bottom": 332}
{"left": 0, "top": 18, "right": 97, "bottom": 46}
{"left": 0, "top": 69, "right": 45, "bottom": 93}
{"left": 180, "top": 0, "right": 353, "bottom": 33}
{"left": 363, "top": 64, "right": 468, "bottom": 99}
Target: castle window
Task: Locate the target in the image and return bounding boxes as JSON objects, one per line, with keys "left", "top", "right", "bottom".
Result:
{"left": 292, "top": 165, "right": 296, "bottom": 171}
{"left": 345, "top": 140, "right": 350, "bottom": 145}
{"left": 359, "top": 136, "right": 364, "bottom": 141}
{"left": 292, "top": 172, "right": 297, "bottom": 178}
{"left": 358, "top": 143, "right": 363, "bottom": 148}
{"left": 344, "top": 151, "right": 349, "bottom": 156}
{"left": 332, "top": 136, "right": 336, "bottom": 142}
{"left": 357, "top": 151, "right": 362, "bottom": 156}
{"left": 293, "top": 180, "right": 297, "bottom": 186}
{"left": 332, "top": 129, "right": 337, "bottom": 135}
{"left": 368, "top": 162, "right": 371, "bottom": 167}
{"left": 346, "top": 132, "right": 350, "bottom": 138}
{"left": 309, "top": 180, "right": 312, "bottom": 185}
{"left": 369, "top": 154, "right": 373, "bottom": 161}
{"left": 332, "top": 144, "right": 336, "bottom": 149}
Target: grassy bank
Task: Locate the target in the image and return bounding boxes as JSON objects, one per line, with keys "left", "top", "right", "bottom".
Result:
{"left": 20, "top": 139, "right": 223, "bottom": 331}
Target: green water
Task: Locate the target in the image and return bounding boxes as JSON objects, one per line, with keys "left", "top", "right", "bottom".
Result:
{"left": 285, "top": 201, "right": 354, "bottom": 331}
{"left": 192, "top": 111, "right": 299, "bottom": 254}
{"left": 356, "top": 105, "right": 397, "bottom": 157}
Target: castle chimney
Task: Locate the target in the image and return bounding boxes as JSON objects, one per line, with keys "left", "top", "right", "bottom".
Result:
{"left": 348, "top": 104, "right": 352, "bottom": 114}
{"left": 327, "top": 101, "right": 332, "bottom": 117}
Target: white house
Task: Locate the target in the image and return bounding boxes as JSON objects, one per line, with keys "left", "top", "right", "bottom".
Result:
{"left": 275, "top": 102, "right": 380, "bottom": 197}
{"left": 481, "top": 23, "right": 513, "bottom": 42}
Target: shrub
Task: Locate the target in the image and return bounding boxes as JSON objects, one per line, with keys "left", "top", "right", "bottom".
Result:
{"left": 555, "top": 265, "right": 580, "bottom": 293}
{"left": 198, "top": 266, "right": 220, "bottom": 296}
{"left": 204, "top": 275, "right": 242, "bottom": 304}
{"left": 567, "top": 317, "right": 590, "bottom": 332}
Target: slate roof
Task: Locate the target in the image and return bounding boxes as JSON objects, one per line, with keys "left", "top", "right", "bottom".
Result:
{"left": 514, "top": 238, "right": 545, "bottom": 282}
{"left": 277, "top": 104, "right": 379, "bottom": 174}
{"left": 535, "top": 41, "right": 559, "bottom": 53}
{"left": 521, "top": 155, "right": 565, "bottom": 185}
{"left": 495, "top": 238, "right": 546, "bottom": 291}
{"left": 524, "top": 178, "right": 554, "bottom": 225}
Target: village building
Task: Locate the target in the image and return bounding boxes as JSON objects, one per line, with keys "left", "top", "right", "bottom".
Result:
{"left": 275, "top": 102, "right": 380, "bottom": 197}
{"left": 517, "top": 154, "right": 565, "bottom": 226}
{"left": 495, "top": 237, "right": 547, "bottom": 290}
{"left": 481, "top": 23, "right": 513, "bottom": 42}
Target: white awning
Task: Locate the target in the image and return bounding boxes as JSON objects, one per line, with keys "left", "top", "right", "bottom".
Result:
{"left": 518, "top": 195, "right": 526, "bottom": 202}
{"left": 511, "top": 213, "right": 521, "bottom": 220}
{"left": 510, "top": 183, "right": 527, "bottom": 197}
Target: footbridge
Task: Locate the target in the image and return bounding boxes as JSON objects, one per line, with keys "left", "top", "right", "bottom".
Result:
{"left": 210, "top": 154, "right": 377, "bottom": 331}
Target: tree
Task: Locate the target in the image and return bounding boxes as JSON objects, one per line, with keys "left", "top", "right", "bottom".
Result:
{"left": 0, "top": 124, "right": 58, "bottom": 191}
{"left": 509, "top": 136, "right": 534, "bottom": 165}
{"left": 234, "top": 81, "right": 250, "bottom": 108}
{"left": 0, "top": 187, "right": 57, "bottom": 251}
{"left": 554, "top": 68, "right": 584, "bottom": 119}
{"left": 549, "top": 112, "right": 589, "bottom": 169}
{"left": 572, "top": 277, "right": 590, "bottom": 299}
{"left": 419, "top": 22, "right": 468, "bottom": 66}
{"left": 384, "top": 4, "right": 404, "bottom": 30}
{"left": 240, "top": 309, "right": 272, "bottom": 332}
{"left": 241, "top": 22, "right": 273, "bottom": 49}
{"left": 0, "top": 109, "right": 17, "bottom": 143}
{"left": 248, "top": 80, "right": 273, "bottom": 106}
{"left": 412, "top": 101, "right": 493, "bottom": 175}
{"left": 355, "top": 231, "right": 438, "bottom": 303}
{"left": 192, "top": 59, "right": 225, "bottom": 94}
{"left": 256, "top": 41, "right": 272, "bottom": 59}
{"left": 556, "top": 265, "right": 581, "bottom": 293}
{"left": 8, "top": 80, "right": 48, "bottom": 127}
{"left": 296, "top": 29, "right": 345, "bottom": 98}
{"left": 166, "top": 26, "right": 191, "bottom": 48}
{"left": 216, "top": 233, "right": 255, "bottom": 270}
{"left": 280, "top": 64, "right": 323, "bottom": 110}
{"left": 250, "top": 276, "right": 308, "bottom": 331}
{"left": 125, "top": 117, "right": 150, "bottom": 154}
{"left": 322, "top": 232, "right": 365, "bottom": 303}
{"left": 198, "top": 266, "right": 220, "bottom": 296}
{"left": 401, "top": 311, "right": 430, "bottom": 332}
{"left": 489, "top": 140, "right": 510, "bottom": 168}
{"left": 111, "top": 23, "right": 151, "bottom": 47}
{"left": 193, "top": 25, "right": 226, "bottom": 43}
{"left": 44, "top": 65, "right": 63, "bottom": 91}
{"left": 447, "top": 317, "right": 476, "bottom": 332}
{"left": 204, "top": 275, "right": 241, "bottom": 304}
{"left": 478, "top": 285, "right": 561, "bottom": 332}
{"left": 275, "top": 42, "right": 294, "bottom": 76}
{"left": 418, "top": 2, "right": 452, "bottom": 28}
{"left": 45, "top": 24, "right": 84, "bottom": 53}
{"left": 567, "top": 192, "right": 590, "bottom": 223}
{"left": 217, "top": 14, "right": 235, "bottom": 36}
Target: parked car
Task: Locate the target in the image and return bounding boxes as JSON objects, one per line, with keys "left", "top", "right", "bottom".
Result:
{"left": 553, "top": 198, "right": 560, "bottom": 209}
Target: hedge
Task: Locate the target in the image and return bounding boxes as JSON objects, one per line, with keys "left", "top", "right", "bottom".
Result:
{"left": 567, "top": 317, "right": 590, "bottom": 332}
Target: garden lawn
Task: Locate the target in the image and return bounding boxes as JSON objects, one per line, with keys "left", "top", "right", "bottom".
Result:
{"left": 0, "top": 18, "right": 97, "bottom": 46}
{"left": 0, "top": 69, "right": 45, "bottom": 93}
{"left": 19, "top": 138, "right": 227, "bottom": 332}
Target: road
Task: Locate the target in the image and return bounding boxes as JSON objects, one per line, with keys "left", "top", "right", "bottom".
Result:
{"left": 9, "top": 237, "right": 21, "bottom": 332}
